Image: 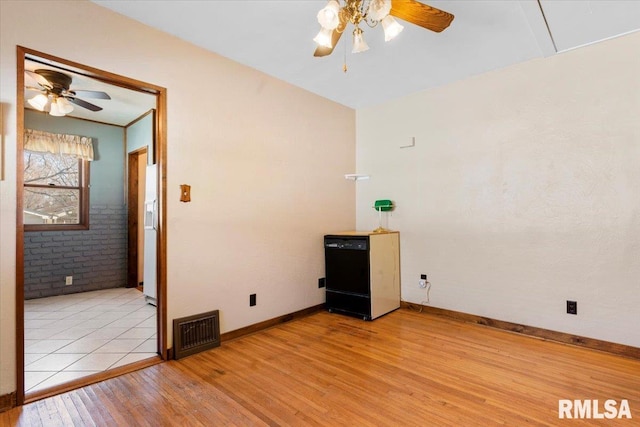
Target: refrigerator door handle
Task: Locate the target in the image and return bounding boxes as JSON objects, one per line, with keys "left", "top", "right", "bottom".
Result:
{"left": 153, "top": 200, "right": 158, "bottom": 230}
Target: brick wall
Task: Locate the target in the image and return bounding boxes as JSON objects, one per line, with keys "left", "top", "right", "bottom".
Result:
{"left": 23, "top": 204, "right": 127, "bottom": 299}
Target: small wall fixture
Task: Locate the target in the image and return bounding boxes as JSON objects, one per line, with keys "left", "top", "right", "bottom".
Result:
{"left": 400, "top": 136, "right": 416, "bottom": 149}
{"left": 344, "top": 174, "right": 370, "bottom": 181}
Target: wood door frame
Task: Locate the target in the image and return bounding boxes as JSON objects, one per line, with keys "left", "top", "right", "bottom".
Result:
{"left": 127, "top": 147, "right": 148, "bottom": 288}
{"left": 15, "top": 46, "right": 169, "bottom": 405}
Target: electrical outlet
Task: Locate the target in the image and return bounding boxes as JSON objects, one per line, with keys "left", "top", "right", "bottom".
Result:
{"left": 250, "top": 294, "right": 256, "bottom": 307}
{"left": 318, "top": 277, "right": 326, "bottom": 288}
{"left": 419, "top": 274, "right": 427, "bottom": 288}
{"left": 567, "top": 300, "right": 577, "bottom": 315}
{"left": 65, "top": 276, "right": 73, "bottom": 286}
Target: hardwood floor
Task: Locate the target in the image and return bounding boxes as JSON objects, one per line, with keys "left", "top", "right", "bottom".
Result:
{"left": 2, "top": 309, "right": 639, "bottom": 426}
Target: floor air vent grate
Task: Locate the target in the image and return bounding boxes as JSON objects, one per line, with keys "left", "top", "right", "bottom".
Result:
{"left": 173, "top": 310, "right": 220, "bottom": 360}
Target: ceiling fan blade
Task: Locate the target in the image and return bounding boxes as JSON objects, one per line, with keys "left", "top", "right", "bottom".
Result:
{"left": 390, "top": 0, "right": 454, "bottom": 33}
{"left": 25, "top": 70, "right": 52, "bottom": 88}
{"left": 25, "top": 86, "right": 46, "bottom": 93}
{"left": 69, "top": 90, "right": 111, "bottom": 100}
{"left": 66, "top": 96, "right": 103, "bottom": 112}
{"left": 314, "top": 29, "right": 344, "bottom": 57}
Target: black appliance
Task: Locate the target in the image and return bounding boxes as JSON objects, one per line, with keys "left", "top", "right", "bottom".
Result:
{"left": 324, "top": 232, "right": 400, "bottom": 320}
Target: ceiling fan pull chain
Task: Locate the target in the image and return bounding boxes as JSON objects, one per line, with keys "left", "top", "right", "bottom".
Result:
{"left": 343, "top": 39, "right": 348, "bottom": 73}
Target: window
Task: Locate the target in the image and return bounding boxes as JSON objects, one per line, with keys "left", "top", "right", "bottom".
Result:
{"left": 23, "top": 129, "right": 92, "bottom": 231}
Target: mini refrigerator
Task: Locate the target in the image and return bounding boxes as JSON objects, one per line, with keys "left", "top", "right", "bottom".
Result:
{"left": 324, "top": 231, "right": 400, "bottom": 320}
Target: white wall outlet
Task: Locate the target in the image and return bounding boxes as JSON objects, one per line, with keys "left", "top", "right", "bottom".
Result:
{"left": 418, "top": 279, "right": 427, "bottom": 288}
{"left": 65, "top": 276, "right": 73, "bottom": 286}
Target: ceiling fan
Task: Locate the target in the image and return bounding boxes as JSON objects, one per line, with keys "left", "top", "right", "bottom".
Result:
{"left": 25, "top": 69, "right": 111, "bottom": 117}
{"left": 313, "top": 0, "right": 454, "bottom": 57}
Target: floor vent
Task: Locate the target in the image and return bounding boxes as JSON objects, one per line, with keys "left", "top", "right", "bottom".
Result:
{"left": 173, "top": 310, "right": 220, "bottom": 360}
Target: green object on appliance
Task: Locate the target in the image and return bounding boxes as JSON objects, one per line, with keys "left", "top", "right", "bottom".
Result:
{"left": 374, "top": 199, "right": 394, "bottom": 212}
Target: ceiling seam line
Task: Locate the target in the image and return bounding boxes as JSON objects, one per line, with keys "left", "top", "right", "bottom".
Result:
{"left": 536, "top": 0, "right": 558, "bottom": 53}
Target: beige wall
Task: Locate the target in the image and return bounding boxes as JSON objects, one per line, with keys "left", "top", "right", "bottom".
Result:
{"left": 356, "top": 31, "right": 640, "bottom": 347}
{"left": 0, "top": 0, "right": 355, "bottom": 395}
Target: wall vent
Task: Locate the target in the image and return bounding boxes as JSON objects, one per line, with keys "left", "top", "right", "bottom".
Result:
{"left": 173, "top": 310, "right": 220, "bottom": 360}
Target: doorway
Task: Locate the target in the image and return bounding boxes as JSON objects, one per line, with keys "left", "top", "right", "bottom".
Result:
{"left": 128, "top": 147, "right": 148, "bottom": 290}
{"left": 16, "top": 46, "right": 168, "bottom": 405}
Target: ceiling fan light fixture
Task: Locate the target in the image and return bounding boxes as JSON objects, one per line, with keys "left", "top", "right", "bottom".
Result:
{"left": 49, "top": 97, "right": 65, "bottom": 116}
{"left": 25, "top": 68, "right": 110, "bottom": 116}
{"left": 56, "top": 97, "right": 74, "bottom": 114}
{"left": 381, "top": 15, "right": 404, "bottom": 41}
{"left": 314, "top": 27, "right": 334, "bottom": 48}
{"left": 367, "top": 0, "right": 392, "bottom": 21}
{"left": 352, "top": 27, "right": 369, "bottom": 53}
{"left": 27, "top": 93, "right": 48, "bottom": 111}
{"left": 317, "top": 0, "right": 340, "bottom": 30}
{"left": 312, "top": 0, "right": 454, "bottom": 59}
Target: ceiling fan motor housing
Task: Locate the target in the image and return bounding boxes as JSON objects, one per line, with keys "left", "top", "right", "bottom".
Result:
{"left": 35, "top": 69, "right": 72, "bottom": 95}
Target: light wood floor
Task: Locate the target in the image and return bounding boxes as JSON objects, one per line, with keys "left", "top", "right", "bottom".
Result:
{"left": 2, "top": 309, "right": 639, "bottom": 426}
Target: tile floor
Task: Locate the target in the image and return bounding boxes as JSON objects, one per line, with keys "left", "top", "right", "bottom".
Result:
{"left": 24, "top": 287, "right": 157, "bottom": 393}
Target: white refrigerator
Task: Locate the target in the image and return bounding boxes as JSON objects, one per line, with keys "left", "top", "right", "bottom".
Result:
{"left": 143, "top": 163, "right": 157, "bottom": 306}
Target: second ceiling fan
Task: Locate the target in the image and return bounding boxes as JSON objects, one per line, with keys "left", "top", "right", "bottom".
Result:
{"left": 313, "top": 0, "right": 454, "bottom": 57}
{"left": 25, "top": 68, "right": 111, "bottom": 117}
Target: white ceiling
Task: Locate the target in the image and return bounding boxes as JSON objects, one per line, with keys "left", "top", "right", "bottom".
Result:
{"left": 90, "top": 0, "right": 639, "bottom": 111}
{"left": 27, "top": 1, "right": 639, "bottom": 124}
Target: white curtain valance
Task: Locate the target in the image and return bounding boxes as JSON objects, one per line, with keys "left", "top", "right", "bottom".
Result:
{"left": 24, "top": 129, "right": 94, "bottom": 161}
